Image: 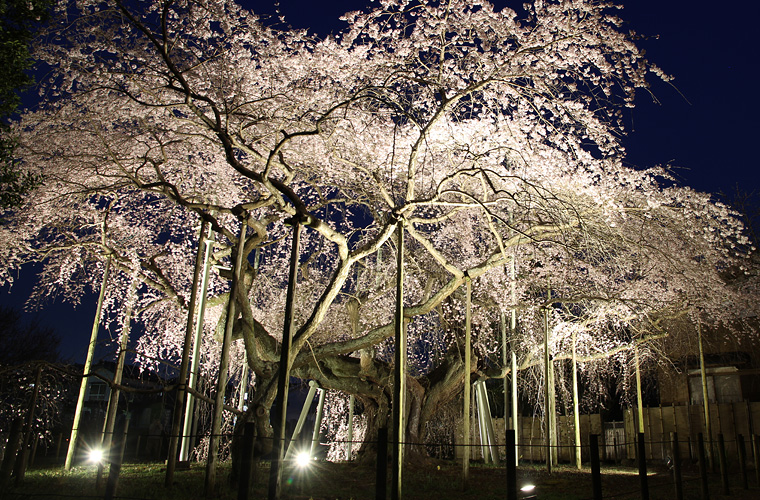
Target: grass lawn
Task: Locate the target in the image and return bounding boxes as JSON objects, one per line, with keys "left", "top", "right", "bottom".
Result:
{"left": 3, "top": 460, "right": 760, "bottom": 499}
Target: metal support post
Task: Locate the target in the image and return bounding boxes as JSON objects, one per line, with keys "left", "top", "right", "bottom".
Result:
{"left": 310, "top": 389, "right": 326, "bottom": 458}
{"left": 285, "top": 381, "right": 318, "bottom": 458}
{"left": 475, "top": 382, "right": 489, "bottom": 463}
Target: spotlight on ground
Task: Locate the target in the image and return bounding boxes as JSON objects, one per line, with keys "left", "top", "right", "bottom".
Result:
{"left": 88, "top": 448, "right": 104, "bottom": 463}
{"left": 295, "top": 452, "right": 312, "bottom": 468}
{"left": 520, "top": 483, "right": 537, "bottom": 499}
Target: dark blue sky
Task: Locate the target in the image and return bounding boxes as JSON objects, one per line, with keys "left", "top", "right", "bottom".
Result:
{"left": 620, "top": 0, "right": 759, "bottom": 197}
{"left": 2, "top": 0, "right": 757, "bottom": 363}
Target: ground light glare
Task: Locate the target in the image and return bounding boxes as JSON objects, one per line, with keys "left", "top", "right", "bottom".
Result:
{"left": 86, "top": 446, "right": 103, "bottom": 464}
{"left": 295, "top": 451, "right": 312, "bottom": 468}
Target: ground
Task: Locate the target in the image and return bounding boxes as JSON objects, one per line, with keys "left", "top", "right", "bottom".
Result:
{"left": 3, "top": 460, "right": 760, "bottom": 499}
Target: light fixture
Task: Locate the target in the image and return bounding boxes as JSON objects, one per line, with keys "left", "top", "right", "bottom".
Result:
{"left": 295, "top": 451, "right": 311, "bottom": 468}
{"left": 88, "top": 448, "right": 104, "bottom": 463}
{"left": 520, "top": 484, "right": 536, "bottom": 492}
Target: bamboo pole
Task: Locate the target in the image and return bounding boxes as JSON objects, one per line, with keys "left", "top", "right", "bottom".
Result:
{"left": 572, "top": 330, "right": 582, "bottom": 469}
{"left": 697, "top": 318, "right": 713, "bottom": 469}
{"left": 462, "top": 275, "right": 472, "bottom": 490}
{"left": 65, "top": 255, "right": 111, "bottom": 470}
{"left": 167, "top": 219, "right": 211, "bottom": 485}
{"left": 97, "top": 279, "right": 137, "bottom": 485}
{"left": 509, "top": 253, "right": 518, "bottom": 463}
{"left": 392, "top": 220, "right": 406, "bottom": 500}
{"left": 511, "top": 350, "right": 518, "bottom": 463}
{"left": 347, "top": 394, "right": 355, "bottom": 461}
{"left": 548, "top": 349, "right": 557, "bottom": 465}
{"left": 179, "top": 224, "right": 214, "bottom": 462}
{"left": 543, "top": 290, "right": 554, "bottom": 472}
{"left": 635, "top": 344, "right": 645, "bottom": 434}
{"left": 501, "top": 311, "right": 509, "bottom": 434}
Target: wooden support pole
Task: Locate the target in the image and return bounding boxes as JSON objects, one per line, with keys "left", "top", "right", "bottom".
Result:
{"left": 104, "top": 416, "right": 130, "bottom": 500}
{"left": 207, "top": 219, "right": 248, "bottom": 496}
{"left": 167, "top": 220, "right": 210, "bottom": 485}
{"left": 267, "top": 218, "right": 302, "bottom": 500}
{"left": 180, "top": 224, "right": 215, "bottom": 462}
{"left": 66, "top": 256, "right": 111, "bottom": 470}
{"left": 99, "top": 279, "right": 136, "bottom": 487}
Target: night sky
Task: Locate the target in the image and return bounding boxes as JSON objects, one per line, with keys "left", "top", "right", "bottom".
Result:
{"left": 2, "top": 0, "right": 758, "bottom": 364}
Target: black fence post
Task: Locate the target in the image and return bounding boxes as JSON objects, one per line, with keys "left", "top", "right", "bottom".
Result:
{"left": 376, "top": 427, "right": 388, "bottom": 500}
{"left": 753, "top": 434, "right": 760, "bottom": 487}
{"left": 238, "top": 422, "right": 256, "bottom": 500}
{"left": 590, "top": 434, "right": 602, "bottom": 500}
{"left": 717, "top": 434, "right": 729, "bottom": 495}
{"left": 737, "top": 434, "right": 748, "bottom": 490}
{"left": 506, "top": 429, "right": 517, "bottom": 500}
{"left": 637, "top": 433, "right": 649, "bottom": 500}
{"left": 697, "top": 433, "right": 709, "bottom": 500}
{"left": 671, "top": 432, "right": 682, "bottom": 500}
